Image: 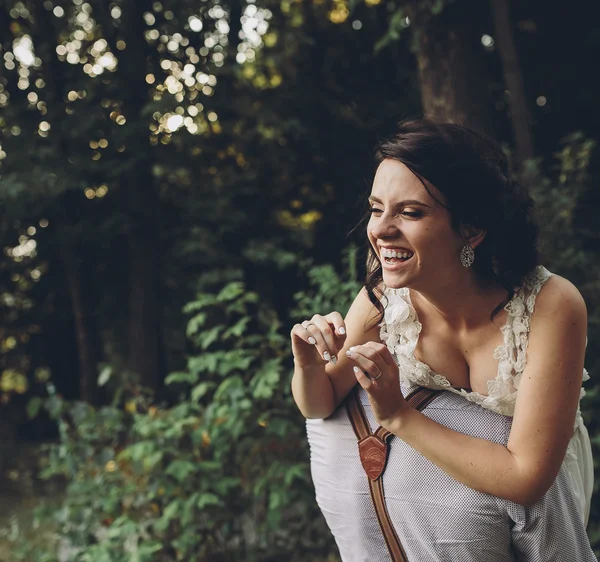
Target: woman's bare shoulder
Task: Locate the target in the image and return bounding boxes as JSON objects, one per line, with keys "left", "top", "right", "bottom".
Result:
{"left": 347, "top": 286, "right": 384, "bottom": 334}
{"left": 534, "top": 273, "right": 586, "bottom": 321}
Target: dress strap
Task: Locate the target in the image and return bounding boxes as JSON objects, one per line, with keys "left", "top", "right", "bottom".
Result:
{"left": 500, "top": 266, "right": 553, "bottom": 379}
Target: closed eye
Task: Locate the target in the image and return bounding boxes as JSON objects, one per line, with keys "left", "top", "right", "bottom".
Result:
{"left": 368, "top": 207, "right": 423, "bottom": 218}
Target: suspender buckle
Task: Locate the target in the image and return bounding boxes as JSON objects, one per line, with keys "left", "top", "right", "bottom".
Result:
{"left": 358, "top": 435, "right": 388, "bottom": 481}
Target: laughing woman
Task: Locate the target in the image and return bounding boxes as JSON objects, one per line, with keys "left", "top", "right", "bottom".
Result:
{"left": 291, "top": 120, "right": 596, "bottom": 561}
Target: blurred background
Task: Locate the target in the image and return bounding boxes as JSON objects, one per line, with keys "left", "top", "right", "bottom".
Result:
{"left": 0, "top": 0, "right": 599, "bottom": 560}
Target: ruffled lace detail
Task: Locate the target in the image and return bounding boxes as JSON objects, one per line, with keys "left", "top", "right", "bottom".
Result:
{"left": 380, "top": 266, "right": 588, "bottom": 420}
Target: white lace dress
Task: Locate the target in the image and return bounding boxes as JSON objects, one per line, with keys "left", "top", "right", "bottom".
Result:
{"left": 306, "top": 266, "right": 596, "bottom": 561}
{"left": 381, "top": 265, "right": 594, "bottom": 524}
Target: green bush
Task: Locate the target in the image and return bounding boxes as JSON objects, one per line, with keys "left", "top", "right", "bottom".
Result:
{"left": 8, "top": 250, "right": 361, "bottom": 562}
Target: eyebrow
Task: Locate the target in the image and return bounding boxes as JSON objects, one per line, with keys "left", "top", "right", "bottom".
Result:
{"left": 368, "top": 196, "right": 432, "bottom": 208}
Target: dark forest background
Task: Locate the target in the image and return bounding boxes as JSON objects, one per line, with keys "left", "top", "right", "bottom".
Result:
{"left": 0, "top": 0, "right": 600, "bottom": 560}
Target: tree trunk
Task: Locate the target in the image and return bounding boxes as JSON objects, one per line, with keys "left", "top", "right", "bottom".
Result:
{"left": 119, "top": 0, "right": 163, "bottom": 391}
{"left": 60, "top": 247, "right": 101, "bottom": 403}
{"left": 30, "top": 0, "right": 103, "bottom": 402}
{"left": 126, "top": 178, "right": 162, "bottom": 392}
{"left": 406, "top": 1, "right": 495, "bottom": 136}
{"left": 490, "top": 0, "right": 534, "bottom": 166}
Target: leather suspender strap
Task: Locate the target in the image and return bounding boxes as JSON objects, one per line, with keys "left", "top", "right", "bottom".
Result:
{"left": 346, "top": 385, "right": 441, "bottom": 562}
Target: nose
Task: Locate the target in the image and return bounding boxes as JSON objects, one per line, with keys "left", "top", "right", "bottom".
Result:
{"left": 369, "top": 212, "right": 400, "bottom": 240}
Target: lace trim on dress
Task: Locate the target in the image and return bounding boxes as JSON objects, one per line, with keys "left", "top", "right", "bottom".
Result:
{"left": 380, "top": 266, "right": 588, "bottom": 418}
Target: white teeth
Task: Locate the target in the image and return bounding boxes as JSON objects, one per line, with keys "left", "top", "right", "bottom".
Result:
{"left": 382, "top": 248, "right": 413, "bottom": 259}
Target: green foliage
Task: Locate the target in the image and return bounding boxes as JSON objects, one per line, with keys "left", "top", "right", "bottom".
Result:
{"left": 373, "top": 0, "right": 451, "bottom": 53}
{"left": 528, "top": 133, "right": 600, "bottom": 363}
{"left": 529, "top": 134, "right": 598, "bottom": 272}
{"left": 8, "top": 253, "right": 362, "bottom": 561}
{"left": 374, "top": 8, "right": 408, "bottom": 53}
{"left": 293, "top": 245, "right": 362, "bottom": 317}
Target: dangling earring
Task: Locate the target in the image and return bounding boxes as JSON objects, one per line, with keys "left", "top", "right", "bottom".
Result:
{"left": 460, "top": 245, "right": 475, "bottom": 268}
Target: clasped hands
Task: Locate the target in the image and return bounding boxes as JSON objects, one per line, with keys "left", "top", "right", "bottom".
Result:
{"left": 291, "top": 313, "right": 409, "bottom": 428}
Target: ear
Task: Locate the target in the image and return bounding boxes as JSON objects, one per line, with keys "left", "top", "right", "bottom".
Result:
{"left": 460, "top": 225, "right": 487, "bottom": 250}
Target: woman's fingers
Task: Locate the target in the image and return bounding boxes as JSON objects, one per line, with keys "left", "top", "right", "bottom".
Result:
{"left": 290, "top": 323, "right": 316, "bottom": 344}
{"left": 352, "top": 365, "right": 375, "bottom": 389}
{"left": 301, "top": 320, "right": 333, "bottom": 363}
{"left": 363, "top": 341, "right": 396, "bottom": 366}
{"left": 290, "top": 322, "right": 328, "bottom": 369}
{"left": 324, "top": 311, "right": 347, "bottom": 338}
{"left": 306, "top": 316, "right": 343, "bottom": 363}
{"left": 291, "top": 312, "right": 347, "bottom": 366}
{"left": 311, "top": 317, "right": 342, "bottom": 362}
{"left": 346, "top": 342, "right": 391, "bottom": 381}
{"left": 346, "top": 349, "right": 382, "bottom": 380}
{"left": 293, "top": 313, "right": 346, "bottom": 365}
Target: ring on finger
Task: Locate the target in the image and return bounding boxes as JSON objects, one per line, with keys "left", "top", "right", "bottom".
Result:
{"left": 371, "top": 370, "right": 383, "bottom": 380}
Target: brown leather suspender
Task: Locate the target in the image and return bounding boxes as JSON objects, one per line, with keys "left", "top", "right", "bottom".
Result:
{"left": 345, "top": 386, "right": 441, "bottom": 562}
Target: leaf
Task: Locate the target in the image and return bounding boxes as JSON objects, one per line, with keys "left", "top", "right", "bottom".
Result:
{"left": 188, "top": 353, "right": 219, "bottom": 374}
{"left": 138, "top": 541, "right": 163, "bottom": 558}
{"left": 431, "top": 0, "right": 445, "bottom": 15}
{"left": 186, "top": 312, "right": 207, "bottom": 337}
{"left": 143, "top": 451, "right": 164, "bottom": 472}
{"left": 374, "top": 8, "right": 406, "bottom": 53}
{"left": 214, "top": 375, "right": 244, "bottom": 401}
{"left": 216, "top": 351, "right": 254, "bottom": 375}
{"left": 118, "top": 441, "right": 155, "bottom": 462}
{"left": 165, "top": 371, "right": 199, "bottom": 386}
{"left": 97, "top": 366, "right": 112, "bottom": 387}
{"left": 198, "top": 326, "right": 222, "bottom": 350}
{"left": 27, "top": 396, "right": 43, "bottom": 419}
{"left": 197, "top": 492, "right": 222, "bottom": 509}
{"left": 249, "top": 358, "right": 281, "bottom": 399}
{"left": 181, "top": 492, "right": 199, "bottom": 526}
{"left": 268, "top": 489, "right": 285, "bottom": 511}
{"left": 283, "top": 463, "right": 306, "bottom": 486}
{"left": 197, "top": 460, "right": 222, "bottom": 472}
{"left": 216, "top": 282, "right": 245, "bottom": 302}
{"left": 222, "top": 316, "right": 251, "bottom": 339}
{"left": 163, "top": 499, "right": 181, "bottom": 520}
{"left": 182, "top": 294, "right": 218, "bottom": 313}
{"left": 154, "top": 500, "right": 180, "bottom": 532}
{"left": 166, "top": 460, "right": 197, "bottom": 482}
{"left": 213, "top": 476, "right": 241, "bottom": 495}
{"left": 191, "top": 381, "right": 216, "bottom": 401}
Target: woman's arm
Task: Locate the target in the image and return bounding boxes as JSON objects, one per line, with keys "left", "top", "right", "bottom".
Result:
{"left": 355, "top": 276, "right": 587, "bottom": 505}
{"left": 291, "top": 287, "right": 382, "bottom": 419}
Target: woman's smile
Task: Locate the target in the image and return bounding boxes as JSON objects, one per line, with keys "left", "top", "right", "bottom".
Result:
{"left": 379, "top": 245, "right": 415, "bottom": 270}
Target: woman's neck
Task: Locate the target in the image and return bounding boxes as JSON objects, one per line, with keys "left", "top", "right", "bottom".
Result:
{"left": 409, "top": 270, "right": 509, "bottom": 331}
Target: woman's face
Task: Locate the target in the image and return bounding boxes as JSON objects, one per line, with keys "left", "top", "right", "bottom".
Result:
{"left": 367, "top": 159, "right": 464, "bottom": 289}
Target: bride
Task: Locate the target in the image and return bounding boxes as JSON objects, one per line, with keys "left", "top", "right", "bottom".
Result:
{"left": 290, "top": 119, "right": 596, "bottom": 561}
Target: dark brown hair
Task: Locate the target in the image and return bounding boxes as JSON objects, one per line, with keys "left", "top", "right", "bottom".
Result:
{"left": 365, "top": 119, "right": 539, "bottom": 322}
